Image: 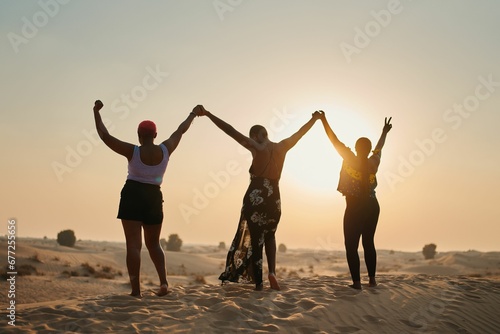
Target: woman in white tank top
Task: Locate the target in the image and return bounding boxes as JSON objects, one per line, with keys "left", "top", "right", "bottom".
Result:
{"left": 93, "top": 100, "right": 203, "bottom": 297}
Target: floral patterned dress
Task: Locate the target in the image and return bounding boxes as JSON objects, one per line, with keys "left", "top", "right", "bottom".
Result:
{"left": 219, "top": 174, "right": 281, "bottom": 286}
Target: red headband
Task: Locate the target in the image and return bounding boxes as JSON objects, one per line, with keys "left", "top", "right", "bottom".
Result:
{"left": 138, "top": 120, "right": 157, "bottom": 136}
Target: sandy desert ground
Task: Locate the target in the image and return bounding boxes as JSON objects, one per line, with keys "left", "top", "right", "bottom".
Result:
{"left": 1, "top": 237, "right": 499, "bottom": 333}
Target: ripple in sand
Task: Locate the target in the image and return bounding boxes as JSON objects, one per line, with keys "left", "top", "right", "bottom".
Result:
{"left": 272, "top": 300, "right": 298, "bottom": 310}
{"left": 193, "top": 296, "right": 224, "bottom": 307}
{"left": 212, "top": 304, "right": 242, "bottom": 321}
{"left": 400, "top": 318, "right": 424, "bottom": 329}
{"left": 297, "top": 299, "right": 320, "bottom": 311}
{"left": 361, "top": 314, "right": 386, "bottom": 324}
{"left": 442, "top": 321, "right": 472, "bottom": 334}
{"left": 334, "top": 325, "right": 362, "bottom": 333}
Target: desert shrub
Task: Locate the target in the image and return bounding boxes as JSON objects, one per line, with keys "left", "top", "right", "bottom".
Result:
{"left": 57, "top": 229, "right": 76, "bottom": 247}
{"left": 194, "top": 275, "right": 207, "bottom": 284}
{"left": 422, "top": 243, "right": 437, "bottom": 259}
{"left": 75, "top": 263, "right": 122, "bottom": 279}
{"left": 218, "top": 241, "right": 226, "bottom": 250}
{"left": 160, "top": 238, "right": 167, "bottom": 250}
{"left": 278, "top": 243, "right": 287, "bottom": 253}
{"left": 166, "top": 234, "right": 183, "bottom": 252}
{"left": 29, "top": 253, "right": 43, "bottom": 263}
{"left": 62, "top": 270, "right": 80, "bottom": 277}
{"left": 94, "top": 265, "right": 122, "bottom": 279}
{"left": 81, "top": 262, "right": 96, "bottom": 274}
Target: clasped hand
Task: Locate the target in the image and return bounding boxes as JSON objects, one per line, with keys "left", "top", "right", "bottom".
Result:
{"left": 312, "top": 110, "right": 325, "bottom": 120}
{"left": 192, "top": 105, "right": 208, "bottom": 117}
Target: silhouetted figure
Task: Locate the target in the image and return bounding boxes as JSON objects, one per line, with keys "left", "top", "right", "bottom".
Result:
{"left": 93, "top": 100, "right": 203, "bottom": 297}
{"left": 319, "top": 111, "right": 392, "bottom": 289}
{"left": 200, "top": 106, "right": 322, "bottom": 290}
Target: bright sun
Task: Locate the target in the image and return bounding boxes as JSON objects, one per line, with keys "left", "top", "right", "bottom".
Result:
{"left": 283, "top": 105, "right": 378, "bottom": 194}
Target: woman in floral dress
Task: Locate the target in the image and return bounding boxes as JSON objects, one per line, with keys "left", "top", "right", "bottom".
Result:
{"left": 199, "top": 106, "right": 322, "bottom": 290}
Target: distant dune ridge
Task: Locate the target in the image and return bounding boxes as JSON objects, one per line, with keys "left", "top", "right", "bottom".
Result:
{"left": 2, "top": 238, "right": 499, "bottom": 333}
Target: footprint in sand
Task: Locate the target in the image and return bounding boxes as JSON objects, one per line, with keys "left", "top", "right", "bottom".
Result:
{"left": 361, "top": 314, "right": 386, "bottom": 324}
{"left": 400, "top": 318, "right": 424, "bottom": 329}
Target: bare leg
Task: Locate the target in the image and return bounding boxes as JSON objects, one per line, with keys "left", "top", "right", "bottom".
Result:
{"left": 122, "top": 220, "right": 143, "bottom": 296}
{"left": 368, "top": 276, "right": 377, "bottom": 287}
{"left": 144, "top": 223, "right": 168, "bottom": 296}
{"left": 265, "top": 235, "right": 280, "bottom": 290}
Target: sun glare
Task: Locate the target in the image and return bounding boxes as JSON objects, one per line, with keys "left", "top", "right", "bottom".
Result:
{"left": 284, "top": 104, "right": 378, "bottom": 194}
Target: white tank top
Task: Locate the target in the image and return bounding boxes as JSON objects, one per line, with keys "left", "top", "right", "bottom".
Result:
{"left": 127, "top": 144, "right": 169, "bottom": 185}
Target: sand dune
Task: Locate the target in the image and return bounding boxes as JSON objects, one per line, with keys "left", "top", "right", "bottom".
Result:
{"left": 2, "top": 238, "right": 499, "bottom": 333}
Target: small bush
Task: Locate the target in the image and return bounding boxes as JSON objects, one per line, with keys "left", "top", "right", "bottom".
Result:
{"left": 81, "top": 262, "right": 96, "bottom": 274}
{"left": 94, "top": 267, "right": 122, "bottom": 279}
{"left": 218, "top": 241, "right": 226, "bottom": 250}
{"left": 423, "top": 243, "right": 437, "bottom": 259}
{"left": 194, "top": 275, "right": 206, "bottom": 284}
{"left": 166, "top": 234, "right": 183, "bottom": 252}
{"left": 57, "top": 230, "right": 76, "bottom": 247}
{"left": 29, "top": 253, "right": 43, "bottom": 263}
{"left": 278, "top": 243, "right": 287, "bottom": 253}
{"left": 61, "top": 270, "right": 80, "bottom": 277}
{"left": 101, "top": 265, "right": 112, "bottom": 273}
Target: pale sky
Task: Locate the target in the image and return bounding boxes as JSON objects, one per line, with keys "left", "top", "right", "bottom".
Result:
{"left": 2, "top": 0, "right": 499, "bottom": 252}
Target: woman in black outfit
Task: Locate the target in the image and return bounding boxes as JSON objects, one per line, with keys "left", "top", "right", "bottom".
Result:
{"left": 319, "top": 111, "right": 392, "bottom": 289}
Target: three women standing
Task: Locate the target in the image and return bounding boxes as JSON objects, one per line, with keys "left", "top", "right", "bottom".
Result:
{"left": 93, "top": 100, "right": 391, "bottom": 293}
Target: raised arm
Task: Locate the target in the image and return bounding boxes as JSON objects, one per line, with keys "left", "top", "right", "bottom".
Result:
{"left": 93, "top": 100, "right": 134, "bottom": 159}
{"left": 162, "top": 105, "right": 202, "bottom": 155}
{"left": 201, "top": 106, "right": 259, "bottom": 150}
{"left": 373, "top": 117, "right": 392, "bottom": 153}
{"left": 319, "top": 111, "right": 348, "bottom": 154}
{"left": 279, "top": 111, "right": 322, "bottom": 152}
